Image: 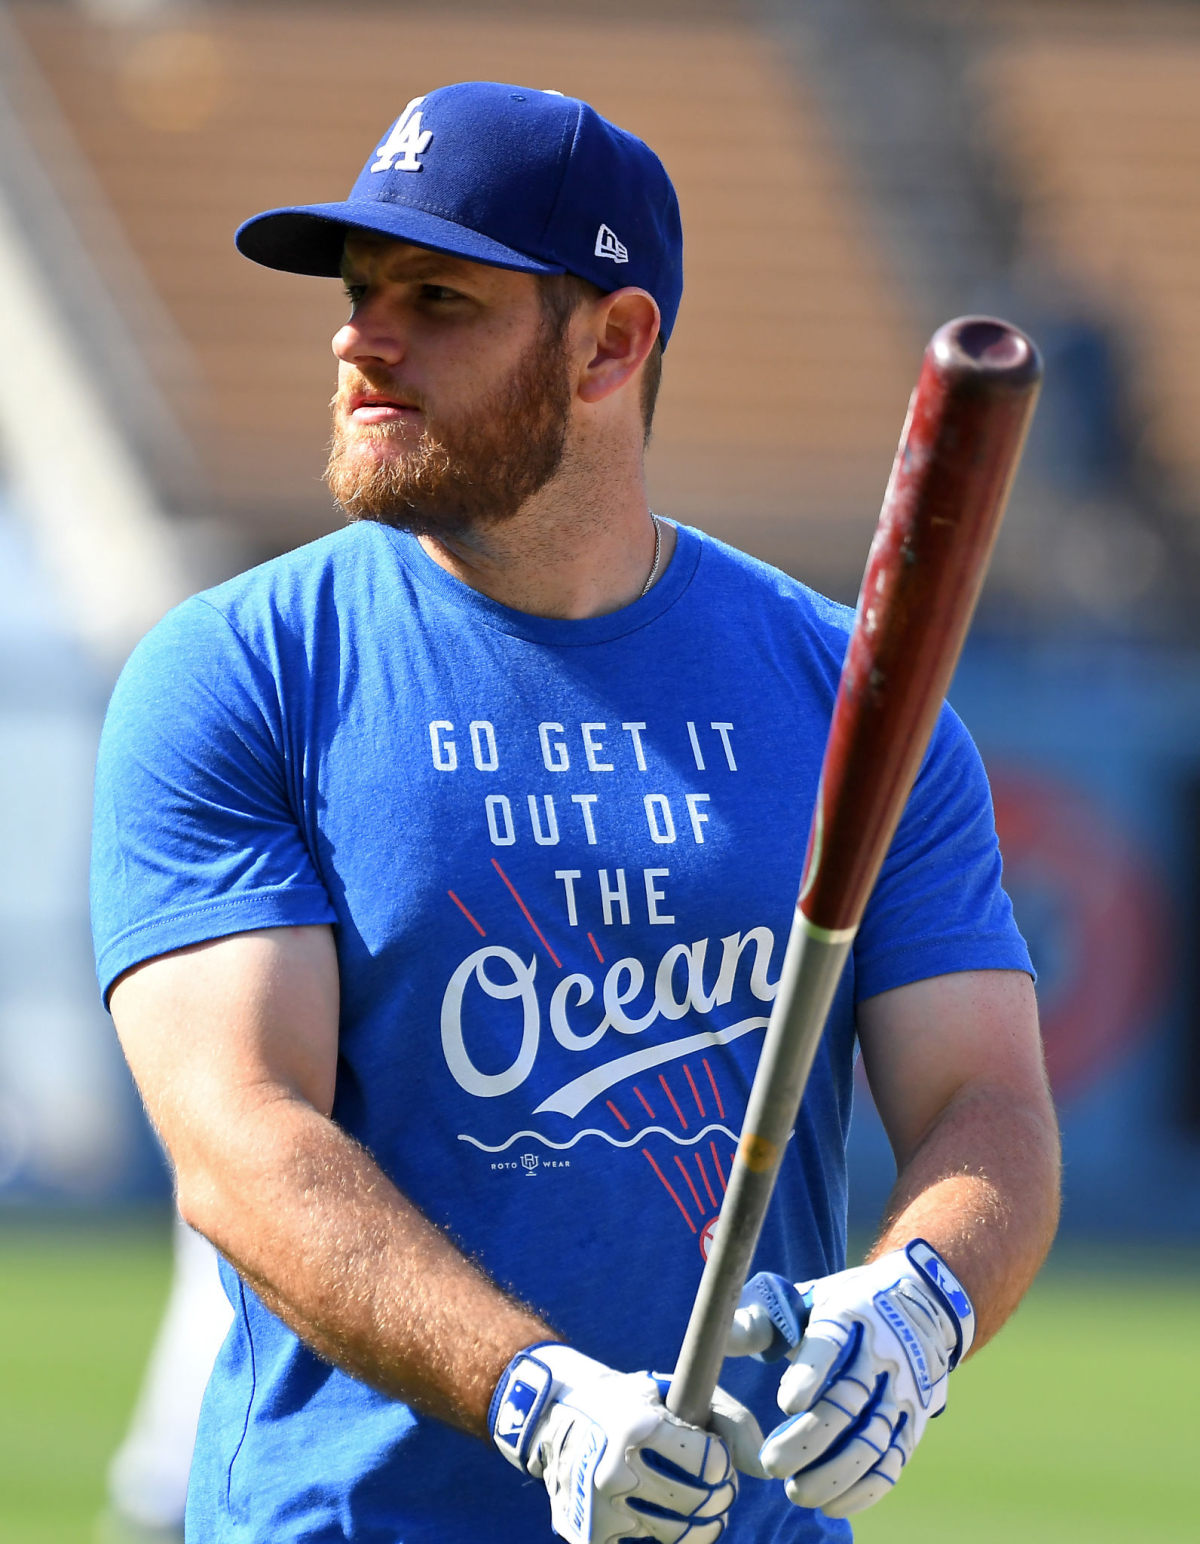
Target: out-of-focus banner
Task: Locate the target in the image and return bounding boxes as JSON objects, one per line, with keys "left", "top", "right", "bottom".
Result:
{"left": 849, "top": 643, "right": 1200, "bottom": 1237}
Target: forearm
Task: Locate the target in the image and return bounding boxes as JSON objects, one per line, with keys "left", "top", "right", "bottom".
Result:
{"left": 177, "top": 1095, "right": 556, "bottom": 1435}
{"left": 867, "top": 1080, "right": 1060, "bottom": 1350}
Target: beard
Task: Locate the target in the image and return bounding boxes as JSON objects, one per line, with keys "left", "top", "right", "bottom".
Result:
{"left": 324, "top": 316, "right": 574, "bottom": 537}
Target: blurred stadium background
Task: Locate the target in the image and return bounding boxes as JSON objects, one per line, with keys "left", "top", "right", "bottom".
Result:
{"left": 1, "top": 0, "right": 1198, "bottom": 1538}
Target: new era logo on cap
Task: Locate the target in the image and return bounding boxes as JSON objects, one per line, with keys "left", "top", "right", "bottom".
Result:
{"left": 594, "top": 223, "right": 628, "bottom": 263}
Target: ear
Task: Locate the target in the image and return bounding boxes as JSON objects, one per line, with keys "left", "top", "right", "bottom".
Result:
{"left": 575, "top": 288, "right": 661, "bottom": 406}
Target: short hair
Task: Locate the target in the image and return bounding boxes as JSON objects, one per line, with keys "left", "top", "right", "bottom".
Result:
{"left": 538, "top": 273, "right": 664, "bottom": 445}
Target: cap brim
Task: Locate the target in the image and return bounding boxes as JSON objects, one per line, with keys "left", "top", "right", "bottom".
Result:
{"left": 235, "top": 199, "right": 566, "bottom": 278}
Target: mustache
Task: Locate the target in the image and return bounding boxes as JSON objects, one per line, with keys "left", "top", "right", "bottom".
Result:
{"left": 330, "top": 369, "right": 431, "bottom": 419}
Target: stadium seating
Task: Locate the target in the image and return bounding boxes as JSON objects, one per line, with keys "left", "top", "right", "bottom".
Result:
{"left": 10, "top": 0, "right": 920, "bottom": 594}
{"left": 980, "top": 11, "right": 1200, "bottom": 506}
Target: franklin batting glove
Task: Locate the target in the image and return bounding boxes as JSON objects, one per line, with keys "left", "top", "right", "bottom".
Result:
{"left": 489, "top": 1342, "right": 764, "bottom": 1544}
{"left": 726, "top": 1239, "right": 974, "bottom": 1517}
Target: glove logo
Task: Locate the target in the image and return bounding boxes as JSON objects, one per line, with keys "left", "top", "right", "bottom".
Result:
{"left": 906, "top": 1240, "right": 974, "bottom": 1343}
{"left": 925, "top": 1259, "right": 971, "bottom": 1320}
{"left": 567, "top": 1419, "right": 606, "bottom": 1544}
{"left": 489, "top": 1354, "right": 553, "bottom": 1469}
{"left": 874, "top": 1288, "right": 934, "bottom": 1407}
{"left": 496, "top": 1378, "right": 539, "bottom": 1445}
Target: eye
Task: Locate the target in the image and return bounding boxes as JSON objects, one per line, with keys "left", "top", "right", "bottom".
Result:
{"left": 420, "top": 283, "right": 464, "bottom": 303}
{"left": 342, "top": 282, "right": 368, "bottom": 309}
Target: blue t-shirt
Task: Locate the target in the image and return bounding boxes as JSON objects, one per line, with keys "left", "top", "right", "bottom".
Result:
{"left": 92, "top": 522, "right": 1030, "bottom": 1543}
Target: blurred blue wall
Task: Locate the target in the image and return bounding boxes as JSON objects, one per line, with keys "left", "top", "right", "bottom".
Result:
{"left": 848, "top": 638, "right": 1200, "bottom": 1238}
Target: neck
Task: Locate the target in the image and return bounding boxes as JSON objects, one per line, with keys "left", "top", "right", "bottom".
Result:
{"left": 415, "top": 430, "right": 676, "bottom": 619}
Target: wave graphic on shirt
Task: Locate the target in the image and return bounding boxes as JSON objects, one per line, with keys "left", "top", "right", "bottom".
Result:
{"left": 457, "top": 1120, "right": 739, "bottom": 1153}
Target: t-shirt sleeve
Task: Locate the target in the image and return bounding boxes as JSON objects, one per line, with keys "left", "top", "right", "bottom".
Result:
{"left": 852, "top": 701, "right": 1032, "bottom": 1002}
{"left": 91, "top": 596, "right": 337, "bottom": 1002}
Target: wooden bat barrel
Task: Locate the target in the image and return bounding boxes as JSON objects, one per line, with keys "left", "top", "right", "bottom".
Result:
{"left": 800, "top": 317, "right": 1042, "bottom": 936}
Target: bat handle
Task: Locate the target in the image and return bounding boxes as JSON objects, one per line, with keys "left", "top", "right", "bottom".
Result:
{"left": 665, "top": 917, "right": 853, "bottom": 1427}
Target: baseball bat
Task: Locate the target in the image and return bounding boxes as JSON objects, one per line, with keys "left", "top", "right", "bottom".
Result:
{"left": 665, "top": 316, "right": 1042, "bottom": 1428}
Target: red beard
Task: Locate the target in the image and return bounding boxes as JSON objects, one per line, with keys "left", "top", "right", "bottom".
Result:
{"left": 325, "top": 317, "right": 574, "bottom": 537}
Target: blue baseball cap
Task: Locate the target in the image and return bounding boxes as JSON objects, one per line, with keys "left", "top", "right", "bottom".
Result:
{"left": 236, "top": 81, "right": 684, "bottom": 344}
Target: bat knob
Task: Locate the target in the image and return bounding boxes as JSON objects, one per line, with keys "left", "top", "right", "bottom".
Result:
{"left": 931, "top": 316, "right": 1043, "bottom": 390}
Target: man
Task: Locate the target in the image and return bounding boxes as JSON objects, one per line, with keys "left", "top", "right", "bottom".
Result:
{"left": 91, "top": 82, "right": 1059, "bottom": 1543}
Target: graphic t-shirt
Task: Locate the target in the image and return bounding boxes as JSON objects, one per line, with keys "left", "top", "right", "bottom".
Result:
{"left": 91, "top": 522, "right": 1030, "bottom": 1544}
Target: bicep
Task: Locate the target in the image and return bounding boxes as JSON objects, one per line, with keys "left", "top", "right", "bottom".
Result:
{"left": 857, "top": 969, "right": 1046, "bottom": 1170}
{"left": 110, "top": 925, "right": 340, "bottom": 1167}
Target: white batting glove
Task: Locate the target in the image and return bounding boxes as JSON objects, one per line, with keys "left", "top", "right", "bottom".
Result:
{"left": 489, "top": 1342, "right": 765, "bottom": 1544}
{"left": 727, "top": 1240, "right": 974, "bottom": 1517}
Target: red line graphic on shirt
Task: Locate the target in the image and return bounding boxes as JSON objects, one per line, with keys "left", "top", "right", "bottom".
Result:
{"left": 703, "top": 1058, "right": 725, "bottom": 1119}
{"left": 695, "top": 1151, "right": 718, "bottom": 1208}
{"left": 642, "top": 1149, "right": 697, "bottom": 1234}
{"left": 683, "top": 1063, "right": 706, "bottom": 1118}
{"left": 447, "top": 890, "right": 486, "bottom": 937}
{"left": 490, "top": 859, "right": 562, "bottom": 968}
{"left": 588, "top": 932, "right": 605, "bottom": 963}
{"left": 658, "top": 1073, "right": 688, "bottom": 1130}
{"left": 674, "top": 1153, "right": 705, "bottom": 1213}
{"left": 607, "top": 1099, "right": 631, "bottom": 1131}
{"left": 636, "top": 1071, "right": 736, "bottom": 1240}
{"left": 633, "top": 1086, "right": 656, "bottom": 1120}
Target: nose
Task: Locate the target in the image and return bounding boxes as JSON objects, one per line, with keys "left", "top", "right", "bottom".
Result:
{"left": 332, "top": 290, "right": 406, "bottom": 369}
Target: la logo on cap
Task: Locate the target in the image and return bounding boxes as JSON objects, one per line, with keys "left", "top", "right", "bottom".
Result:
{"left": 595, "top": 223, "right": 628, "bottom": 263}
{"left": 371, "top": 97, "right": 434, "bottom": 174}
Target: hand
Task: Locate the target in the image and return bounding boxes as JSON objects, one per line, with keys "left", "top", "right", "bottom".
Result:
{"left": 727, "top": 1239, "right": 974, "bottom": 1518}
{"left": 489, "top": 1342, "right": 765, "bottom": 1544}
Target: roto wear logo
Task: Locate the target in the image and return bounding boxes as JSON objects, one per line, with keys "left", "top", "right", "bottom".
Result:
{"left": 440, "top": 931, "right": 779, "bottom": 1118}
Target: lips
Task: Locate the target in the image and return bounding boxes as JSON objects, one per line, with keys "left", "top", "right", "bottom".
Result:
{"left": 348, "top": 392, "right": 422, "bottom": 425}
